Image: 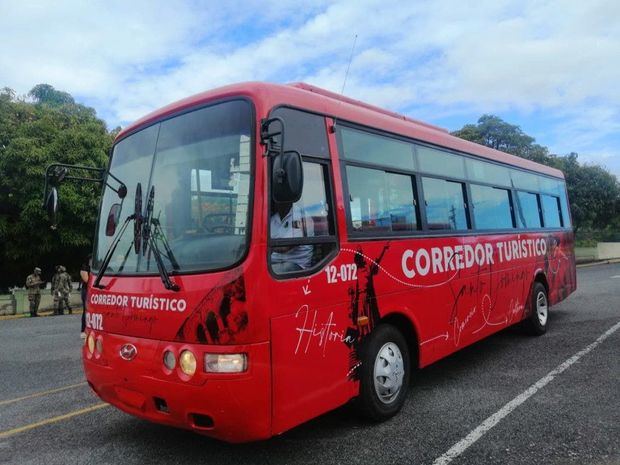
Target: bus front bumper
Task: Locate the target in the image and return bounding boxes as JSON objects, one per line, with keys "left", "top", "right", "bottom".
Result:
{"left": 82, "top": 332, "right": 272, "bottom": 443}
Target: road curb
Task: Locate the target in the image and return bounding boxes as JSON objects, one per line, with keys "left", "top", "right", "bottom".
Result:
{"left": 576, "top": 258, "right": 620, "bottom": 268}
{"left": 0, "top": 309, "right": 84, "bottom": 321}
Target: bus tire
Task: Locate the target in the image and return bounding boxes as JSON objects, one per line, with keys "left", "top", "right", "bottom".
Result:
{"left": 523, "top": 282, "right": 549, "bottom": 336}
{"left": 357, "top": 324, "right": 410, "bottom": 422}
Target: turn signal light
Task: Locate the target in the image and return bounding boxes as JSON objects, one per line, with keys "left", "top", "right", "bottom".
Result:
{"left": 205, "top": 353, "right": 247, "bottom": 373}
{"left": 87, "top": 333, "right": 95, "bottom": 354}
{"left": 179, "top": 350, "right": 197, "bottom": 376}
{"left": 95, "top": 337, "right": 103, "bottom": 355}
{"left": 163, "top": 350, "right": 176, "bottom": 370}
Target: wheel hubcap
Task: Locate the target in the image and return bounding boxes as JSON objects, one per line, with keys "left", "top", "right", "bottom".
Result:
{"left": 536, "top": 291, "right": 548, "bottom": 326}
{"left": 373, "top": 342, "right": 404, "bottom": 404}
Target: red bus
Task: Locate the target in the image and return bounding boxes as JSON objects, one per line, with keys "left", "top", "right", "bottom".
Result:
{"left": 80, "top": 82, "right": 576, "bottom": 442}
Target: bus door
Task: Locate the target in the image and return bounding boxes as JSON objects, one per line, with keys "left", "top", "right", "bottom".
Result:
{"left": 267, "top": 151, "right": 353, "bottom": 433}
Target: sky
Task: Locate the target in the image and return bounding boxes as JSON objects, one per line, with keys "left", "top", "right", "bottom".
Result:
{"left": 1, "top": 0, "right": 619, "bottom": 177}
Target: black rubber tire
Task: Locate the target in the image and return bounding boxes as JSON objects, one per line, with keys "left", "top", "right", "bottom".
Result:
{"left": 357, "top": 324, "right": 410, "bottom": 422}
{"left": 523, "top": 282, "right": 548, "bottom": 336}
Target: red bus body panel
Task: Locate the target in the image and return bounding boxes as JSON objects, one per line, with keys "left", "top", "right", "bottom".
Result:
{"left": 84, "top": 82, "right": 576, "bottom": 442}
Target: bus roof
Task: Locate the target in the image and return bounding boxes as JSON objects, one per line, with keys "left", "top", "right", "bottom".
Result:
{"left": 117, "top": 82, "right": 564, "bottom": 179}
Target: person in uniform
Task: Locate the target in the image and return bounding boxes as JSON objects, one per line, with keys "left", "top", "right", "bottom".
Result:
{"left": 25, "top": 267, "right": 44, "bottom": 317}
{"left": 57, "top": 266, "right": 73, "bottom": 315}
{"left": 270, "top": 201, "right": 315, "bottom": 273}
{"left": 51, "top": 265, "right": 62, "bottom": 315}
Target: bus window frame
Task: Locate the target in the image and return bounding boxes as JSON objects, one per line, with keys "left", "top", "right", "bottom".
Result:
{"left": 334, "top": 120, "right": 571, "bottom": 239}
{"left": 468, "top": 183, "right": 516, "bottom": 231}
{"left": 341, "top": 163, "right": 423, "bottom": 237}
{"left": 540, "top": 193, "right": 564, "bottom": 228}
{"left": 266, "top": 108, "right": 339, "bottom": 280}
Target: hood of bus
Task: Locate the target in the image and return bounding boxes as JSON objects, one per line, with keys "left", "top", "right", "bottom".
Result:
{"left": 87, "top": 268, "right": 259, "bottom": 344}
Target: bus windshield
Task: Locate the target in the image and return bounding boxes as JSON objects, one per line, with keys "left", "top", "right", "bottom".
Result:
{"left": 93, "top": 99, "right": 253, "bottom": 274}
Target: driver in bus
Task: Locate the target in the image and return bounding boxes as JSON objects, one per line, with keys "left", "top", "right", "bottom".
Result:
{"left": 270, "top": 201, "right": 314, "bottom": 273}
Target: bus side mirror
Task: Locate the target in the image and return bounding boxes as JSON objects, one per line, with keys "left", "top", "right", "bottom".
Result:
{"left": 45, "top": 187, "right": 59, "bottom": 226}
{"left": 105, "top": 203, "right": 122, "bottom": 236}
{"left": 272, "top": 150, "right": 304, "bottom": 203}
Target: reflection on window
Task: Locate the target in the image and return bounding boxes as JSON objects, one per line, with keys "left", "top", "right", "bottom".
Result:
{"left": 417, "top": 145, "right": 465, "bottom": 179}
{"left": 347, "top": 166, "right": 417, "bottom": 233}
{"left": 511, "top": 170, "right": 540, "bottom": 191}
{"left": 515, "top": 191, "right": 541, "bottom": 229}
{"left": 270, "top": 108, "right": 329, "bottom": 157}
{"left": 559, "top": 191, "right": 571, "bottom": 227}
{"left": 94, "top": 100, "right": 253, "bottom": 274}
{"left": 270, "top": 162, "right": 333, "bottom": 274}
{"left": 541, "top": 194, "right": 562, "bottom": 228}
{"left": 470, "top": 184, "right": 513, "bottom": 229}
{"left": 422, "top": 177, "right": 468, "bottom": 230}
{"left": 340, "top": 127, "right": 414, "bottom": 170}
{"left": 466, "top": 158, "right": 511, "bottom": 187}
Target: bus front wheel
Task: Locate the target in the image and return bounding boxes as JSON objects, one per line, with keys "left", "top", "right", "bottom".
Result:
{"left": 357, "top": 324, "right": 410, "bottom": 422}
{"left": 523, "top": 282, "right": 549, "bottom": 336}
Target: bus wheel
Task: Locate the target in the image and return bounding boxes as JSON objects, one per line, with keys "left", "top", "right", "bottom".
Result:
{"left": 357, "top": 324, "right": 410, "bottom": 421}
{"left": 523, "top": 282, "right": 549, "bottom": 336}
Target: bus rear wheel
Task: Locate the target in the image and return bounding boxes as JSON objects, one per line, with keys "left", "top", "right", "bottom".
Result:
{"left": 357, "top": 324, "right": 410, "bottom": 422}
{"left": 523, "top": 282, "right": 549, "bottom": 336}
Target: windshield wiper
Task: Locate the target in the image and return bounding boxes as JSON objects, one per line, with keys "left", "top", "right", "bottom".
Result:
{"left": 142, "top": 186, "right": 180, "bottom": 291}
{"left": 92, "top": 213, "right": 136, "bottom": 289}
{"left": 93, "top": 183, "right": 144, "bottom": 289}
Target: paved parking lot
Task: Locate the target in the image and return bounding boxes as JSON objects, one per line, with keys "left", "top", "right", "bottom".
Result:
{"left": 1, "top": 263, "right": 619, "bottom": 465}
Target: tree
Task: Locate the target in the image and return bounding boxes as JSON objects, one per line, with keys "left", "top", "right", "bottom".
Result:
{"left": 0, "top": 84, "right": 113, "bottom": 290}
{"left": 28, "top": 84, "right": 75, "bottom": 106}
{"left": 452, "top": 115, "right": 620, "bottom": 232}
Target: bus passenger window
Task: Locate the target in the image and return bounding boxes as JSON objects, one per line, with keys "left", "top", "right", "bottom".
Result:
{"left": 541, "top": 194, "right": 562, "bottom": 228}
{"left": 422, "top": 177, "right": 468, "bottom": 230}
{"left": 470, "top": 184, "right": 513, "bottom": 230}
{"left": 270, "top": 162, "right": 334, "bottom": 275}
{"left": 346, "top": 166, "right": 418, "bottom": 233}
{"left": 515, "top": 191, "right": 542, "bottom": 229}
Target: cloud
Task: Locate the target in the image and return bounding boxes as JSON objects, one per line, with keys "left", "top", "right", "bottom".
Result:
{"left": 0, "top": 0, "right": 618, "bottom": 175}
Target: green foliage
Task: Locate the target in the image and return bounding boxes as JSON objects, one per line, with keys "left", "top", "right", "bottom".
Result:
{"left": 452, "top": 116, "right": 620, "bottom": 232}
{"left": 0, "top": 84, "right": 113, "bottom": 290}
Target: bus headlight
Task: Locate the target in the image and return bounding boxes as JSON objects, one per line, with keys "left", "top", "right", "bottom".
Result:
{"left": 87, "top": 333, "right": 95, "bottom": 354}
{"left": 179, "top": 350, "right": 197, "bottom": 376}
{"left": 205, "top": 353, "right": 247, "bottom": 373}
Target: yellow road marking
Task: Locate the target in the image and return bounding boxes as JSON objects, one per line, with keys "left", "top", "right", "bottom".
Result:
{"left": 0, "top": 403, "right": 109, "bottom": 439}
{"left": 0, "top": 382, "right": 87, "bottom": 407}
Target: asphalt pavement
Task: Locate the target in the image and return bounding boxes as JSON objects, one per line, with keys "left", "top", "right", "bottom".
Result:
{"left": 0, "top": 263, "right": 619, "bottom": 465}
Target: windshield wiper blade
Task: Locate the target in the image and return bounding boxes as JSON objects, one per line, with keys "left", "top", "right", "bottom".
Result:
{"left": 146, "top": 231, "right": 180, "bottom": 291}
{"left": 93, "top": 214, "right": 136, "bottom": 289}
{"left": 142, "top": 186, "right": 180, "bottom": 292}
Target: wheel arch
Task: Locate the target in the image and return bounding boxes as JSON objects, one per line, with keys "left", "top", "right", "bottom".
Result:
{"left": 378, "top": 311, "right": 420, "bottom": 369}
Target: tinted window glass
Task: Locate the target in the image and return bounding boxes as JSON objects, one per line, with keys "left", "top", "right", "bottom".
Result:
{"left": 541, "top": 194, "right": 562, "bottom": 228}
{"left": 539, "top": 176, "right": 560, "bottom": 194}
{"left": 559, "top": 188, "right": 571, "bottom": 227}
{"left": 422, "top": 177, "right": 468, "bottom": 230}
{"left": 271, "top": 108, "right": 329, "bottom": 158}
{"left": 466, "top": 158, "right": 511, "bottom": 186}
{"left": 515, "top": 191, "right": 542, "bottom": 229}
{"left": 417, "top": 145, "right": 465, "bottom": 179}
{"left": 470, "top": 184, "right": 513, "bottom": 229}
{"left": 347, "top": 166, "right": 417, "bottom": 233}
{"left": 511, "top": 169, "right": 539, "bottom": 191}
{"left": 340, "top": 127, "right": 414, "bottom": 170}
